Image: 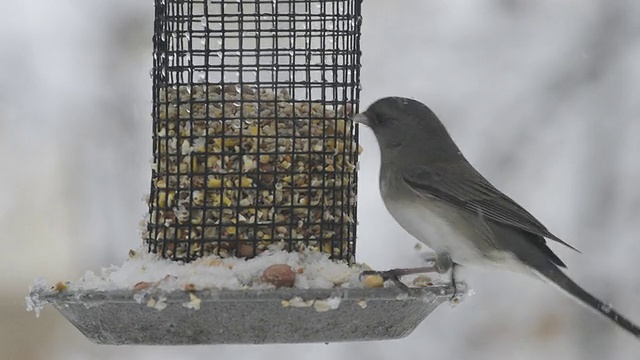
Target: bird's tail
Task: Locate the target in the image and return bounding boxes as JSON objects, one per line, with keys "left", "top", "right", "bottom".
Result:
{"left": 532, "top": 263, "right": 640, "bottom": 339}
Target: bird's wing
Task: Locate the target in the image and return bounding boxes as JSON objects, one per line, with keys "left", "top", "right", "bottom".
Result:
{"left": 402, "top": 165, "right": 579, "bottom": 252}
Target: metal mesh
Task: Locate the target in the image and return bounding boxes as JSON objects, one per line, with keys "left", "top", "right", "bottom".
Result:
{"left": 145, "top": 0, "right": 363, "bottom": 262}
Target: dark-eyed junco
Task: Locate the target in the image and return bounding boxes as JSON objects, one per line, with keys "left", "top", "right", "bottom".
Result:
{"left": 353, "top": 96, "right": 640, "bottom": 339}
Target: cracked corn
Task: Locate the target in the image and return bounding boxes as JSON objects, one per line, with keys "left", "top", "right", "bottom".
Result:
{"left": 144, "top": 84, "right": 361, "bottom": 261}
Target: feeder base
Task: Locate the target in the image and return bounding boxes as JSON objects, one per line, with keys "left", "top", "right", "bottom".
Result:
{"left": 30, "top": 286, "right": 463, "bottom": 345}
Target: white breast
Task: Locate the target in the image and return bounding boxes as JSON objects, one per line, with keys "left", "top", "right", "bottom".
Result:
{"left": 383, "top": 197, "right": 486, "bottom": 264}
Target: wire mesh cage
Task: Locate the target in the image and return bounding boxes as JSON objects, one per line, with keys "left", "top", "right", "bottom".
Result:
{"left": 145, "top": 0, "right": 363, "bottom": 262}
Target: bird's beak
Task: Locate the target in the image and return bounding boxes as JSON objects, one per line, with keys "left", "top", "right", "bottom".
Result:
{"left": 351, "top": 113, "right": 370, "bottom": 127}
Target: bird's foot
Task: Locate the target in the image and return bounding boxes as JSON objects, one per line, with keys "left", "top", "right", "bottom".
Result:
{"left": 360, "top": 266, "right": 440, "bottom": 291}
{"left": 420, "top": 253, "right": 454, "bottom": 274}
{"left": 360, "top": 254, "right": 456, "bottom": 291}
{"left": 431, "top": 254, "right": 461, "bottom": 299}
{"left": 360, "top": 269, "right": 409, "bottom": 291}
{"left": 447, "top": 266, "right": 471, "bottom": 305}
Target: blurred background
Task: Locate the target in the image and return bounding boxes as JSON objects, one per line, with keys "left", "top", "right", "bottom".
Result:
{"left": 2, "top": 0, "right": 640, "bottom": 359}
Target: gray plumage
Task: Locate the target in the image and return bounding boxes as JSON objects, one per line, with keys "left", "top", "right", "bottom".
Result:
{"left": 354, "top": 96, "right": 640, "bottom": 339}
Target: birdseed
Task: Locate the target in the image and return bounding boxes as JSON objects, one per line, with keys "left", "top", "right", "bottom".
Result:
{"left": 144, "top": 83, "right": 361, "bottom": 261}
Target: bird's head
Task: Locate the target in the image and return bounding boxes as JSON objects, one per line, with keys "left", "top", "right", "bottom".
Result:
{"left": 352, "top": 97, "right": 454, "bottom": 155}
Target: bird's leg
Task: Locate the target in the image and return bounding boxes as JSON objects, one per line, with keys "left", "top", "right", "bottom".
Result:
{"left": 360, "top": 253, "right": 453, "bottom": 290}
{"left": 430, "top": 254, "right": 461, "bottom": 295}
{"left": 450, "top": 263, "right": 458, "bottom": 296}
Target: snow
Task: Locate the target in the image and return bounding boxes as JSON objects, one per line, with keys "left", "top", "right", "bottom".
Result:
{"left": 311, "top": 296, "right": 342, "bottom": 312}
{"left": 28, "top": 244, "right": 372, "bottom": 295}
{"left": 25, "top": 278, "right": 48, "bottom": 317}
{"left": 71, "top": 245, "right": 370, "bottom": 292}
{"left": 26, "top": 244, "right": 451, "bottom": 317}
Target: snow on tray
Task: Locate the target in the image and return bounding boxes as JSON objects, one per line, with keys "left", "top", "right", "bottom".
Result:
{"left": 77, "top": 245, "right": 370, "bottom": 291}
{"left": 26, "top": 243, "right": 447, "bottom": 316}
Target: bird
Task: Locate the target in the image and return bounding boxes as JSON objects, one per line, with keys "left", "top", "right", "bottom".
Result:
{"left": 352, "top": 96, "right": 640, "bottom": 339}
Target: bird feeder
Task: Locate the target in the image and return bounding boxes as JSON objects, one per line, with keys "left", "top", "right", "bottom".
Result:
{"left": 27, "top": 0, "right": 462, "bottom": 345}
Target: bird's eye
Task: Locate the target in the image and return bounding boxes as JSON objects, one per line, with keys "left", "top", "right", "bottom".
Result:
{"left": 375, "top": 114, "right": 392, "bottom": 126}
